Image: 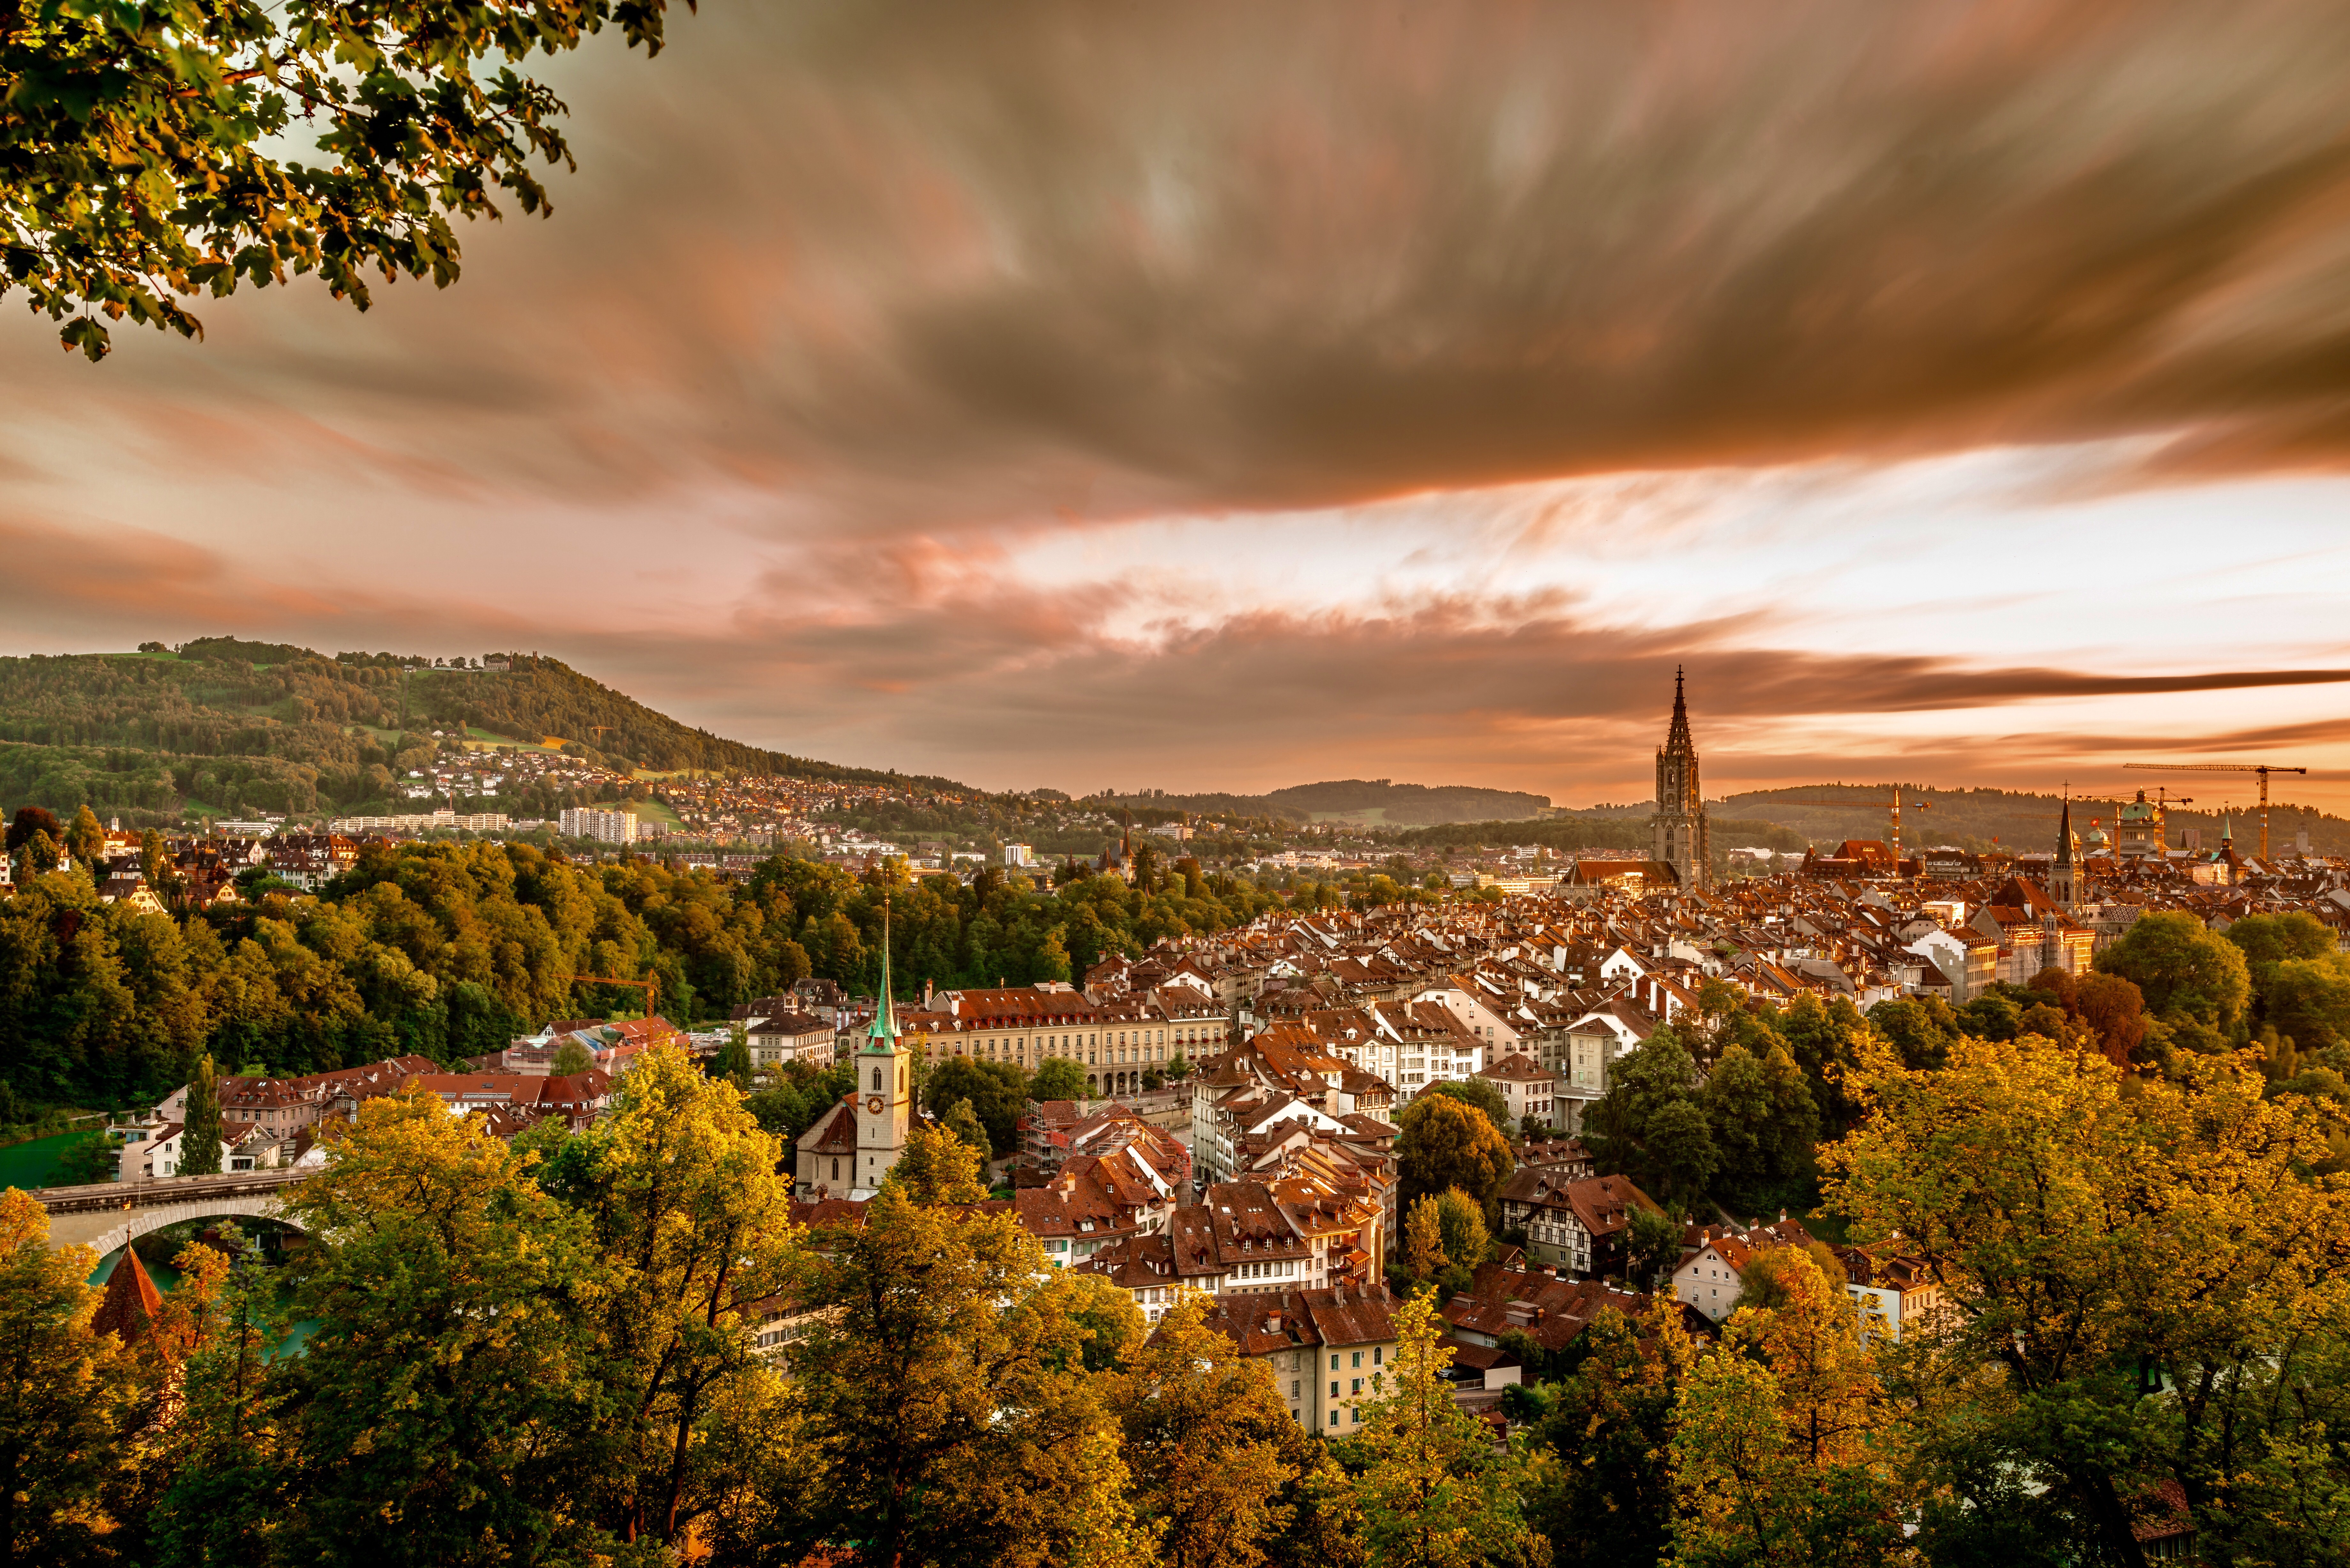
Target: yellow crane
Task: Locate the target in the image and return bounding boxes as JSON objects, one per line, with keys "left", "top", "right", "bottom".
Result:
{"left": 2124, "top": 763, "right": 2307, "bottom": 860}
{"left": 574, "top": 974, "right": 659, "bottom": 1018}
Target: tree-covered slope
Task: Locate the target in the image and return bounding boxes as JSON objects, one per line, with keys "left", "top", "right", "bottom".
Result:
{"left": 0, "top": 641, "right": 968, "bottom": 825}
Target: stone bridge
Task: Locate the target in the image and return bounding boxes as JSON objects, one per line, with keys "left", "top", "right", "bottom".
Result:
{"left": 32, "top": 1168, "right": 315, "bottom": 1255}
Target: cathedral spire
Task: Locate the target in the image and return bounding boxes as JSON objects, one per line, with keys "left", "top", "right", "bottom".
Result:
{"left": 2056, "top": 795, "right": 2073, "bottom": 866}
{"left": 1665, "top": 664, "right": 1695, "bottom": 754}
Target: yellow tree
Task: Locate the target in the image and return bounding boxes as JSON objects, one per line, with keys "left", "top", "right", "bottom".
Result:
{"left": 782, "top": 1173, "right": 1142, "bottom": 1568}
{"left": 1668, "top": 1247, "right": 1907, "bottom": 1568}
{"left": 1343, "top": 1290, "right": 1547, "bottom": 1568}
{"left": 572, "top": 1040, "right": 804, "bottom": 1548}
{"left": 1110, "top": 1288, "right": 1305, "bottom": 1568}
{"left": 0, "top": 1189, "right": 131, "bottom": 1567}
{"left": 246, "top": 1087, "right": 610, "bottom": 1566}
{"left": 1825, "top": 1034, "right": 2350, "bottom": 1567}
{"left": 889, "top": 1120, "right": 992, "bottom": 1206}
{"left": 1405, "top": 1196, "right": 1449, "bottom": 1285}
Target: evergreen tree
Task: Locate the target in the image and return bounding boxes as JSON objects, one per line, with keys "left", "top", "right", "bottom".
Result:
{"left": 180, "top": 1054, "right": 222, "bottom": 1176}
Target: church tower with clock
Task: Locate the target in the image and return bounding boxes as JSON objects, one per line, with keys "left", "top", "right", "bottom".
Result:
{"left": 852, "top": 907, "right": 912, "bottom": 1197}
{"left": 1649, "top": 667, "right": 1711, "bottom": 891}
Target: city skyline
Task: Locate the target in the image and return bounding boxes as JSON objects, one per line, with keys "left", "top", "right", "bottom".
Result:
{"left": 7, "top": 1, "right": 2350, "bottom": 810}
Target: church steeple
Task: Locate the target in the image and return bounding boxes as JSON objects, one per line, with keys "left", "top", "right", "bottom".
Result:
{"left": 854, "top": 896, "right": 911, "bottom": 1194}
{"left": 864, "top": 896, "right": 899, "bottom": 1054}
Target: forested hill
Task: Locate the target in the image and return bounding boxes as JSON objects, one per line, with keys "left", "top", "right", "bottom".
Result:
{"left": 1719, "top": 784, "right": 2350, "bottom": 856}
{"left": 0, "top": 640, "right": 967, "bottom": 826}
{"left": 1102, "top": 778, "right": 1551, "bottom": 826}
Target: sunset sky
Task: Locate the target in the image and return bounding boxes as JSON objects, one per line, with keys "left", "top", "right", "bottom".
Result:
{"left": 7, "top": 0, "right": 2350, "bottom": 810}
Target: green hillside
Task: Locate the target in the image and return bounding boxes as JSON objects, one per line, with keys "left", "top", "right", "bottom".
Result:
{"left": 1099, "top": 777, "right": 1551, "bottom": 827}
{"left": 0, "top": 639, "right": 968, "bottom": 827}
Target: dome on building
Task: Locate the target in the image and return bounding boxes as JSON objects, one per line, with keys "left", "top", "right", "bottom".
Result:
{"left": 2118, "top": 789, "right": 2159, "bottom": 823}
{"left": 2085, "top": 825, "right": 2110, "bottom": 849}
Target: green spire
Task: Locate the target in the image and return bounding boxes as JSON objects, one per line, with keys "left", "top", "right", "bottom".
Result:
{"left": 865, "top": 897, "right": 898, "bottom": 1052}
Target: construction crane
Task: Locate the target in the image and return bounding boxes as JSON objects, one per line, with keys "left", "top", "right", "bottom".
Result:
{"left": 2124, "top": 763, "right": 2307, "bottom": 859}
{"left": 1745, "top": 787, "right": 1930, "bottom": 874}
{"left": 574, "top": 974, "right": 659, "bottom": 1018}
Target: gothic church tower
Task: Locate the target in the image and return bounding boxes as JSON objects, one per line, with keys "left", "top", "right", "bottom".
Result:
{"left": 1650, "top": 667, "right": 1711, "bottom": 891}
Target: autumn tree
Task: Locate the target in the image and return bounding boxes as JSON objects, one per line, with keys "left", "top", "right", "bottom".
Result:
{"left": 1527, "top": 1299, "right": 1689, "bottom": 1568}
{"left": 3, "top": 0, "right": 693, "bottom": 359}
{"left": 65, "top": 806, "right": 105, "bottom": 866}
{"left": 889, "top": 1120, "right": 992, "bottom": 1206}
{"left": 552, "top": 1037, "right": 594, "bottom": 1076}
{"left": 1826, "top": 1034, "right": 2350, "bottom": 1566}
{"left": 1431, "top": 1189, "right": 1491, "bottom": 1286}
{"left": 568, "top": 1041, "right": 803, "bottom": 1546}
{"left": 1110, "top": 1290, "right": 1306, "bottom": 1568}
{"left": 1668, "top": 1247, "right": 1906, "bottom": 1568}
{"left": 1421, "top": 1078, "right": 1512, "bottom": 1136}
{"left": 1404, "top": 1195, "right": 1449, "bottom": 1286}
{"left": 1338, "top": 1290, "right": 1545, "bottom": 1568}
{"left": 0, "top": 1190, "right": 131, "bottom": 1567}
{"left": 780, "top": 1174, "right": 1143, "bottom": 1567}
{"left": 236, "top": 1087, "right": 611, "bottom": 1565}
{"left": 1726, "top": 1242, "right": 1847, "bottom": 1315}
{"left": 1395, "top": 1093, "right": 1514, "bottom": 1213}
{"left": 2073, "top": 972, "right": 2150, "bottom": 1067}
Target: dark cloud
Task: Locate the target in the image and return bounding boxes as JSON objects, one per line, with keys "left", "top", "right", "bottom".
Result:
{"left": 14, "top": 0, "right": 2350, "bottom": 523}
{"left": 7, "top": 1, "right": 2350, "bottom": 806}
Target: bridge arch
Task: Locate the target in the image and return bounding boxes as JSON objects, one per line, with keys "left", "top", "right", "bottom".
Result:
{"left": 34, "top": 1169, "right": 315, "bottom": 1257}
{"left": 61, "top": 1195, "right": 309, "bottom": 1259}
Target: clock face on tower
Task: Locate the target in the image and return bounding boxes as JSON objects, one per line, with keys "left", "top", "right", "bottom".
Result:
{"left": 866, "top": 1094, "right": 884, "bottom": 1113}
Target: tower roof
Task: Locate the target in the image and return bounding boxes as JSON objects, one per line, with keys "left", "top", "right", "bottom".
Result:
{"left": 91, "top": 1247, "right": 163, "bottom": 1344}
{"left": 1662, "top": 666, "right": 1696, "bottom": 755}
{"left": 865, "top": 900, "right": 899, "bottom": 1052}
{"left": 2056, "top": 797, "right": 2073, "bottom": 865}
